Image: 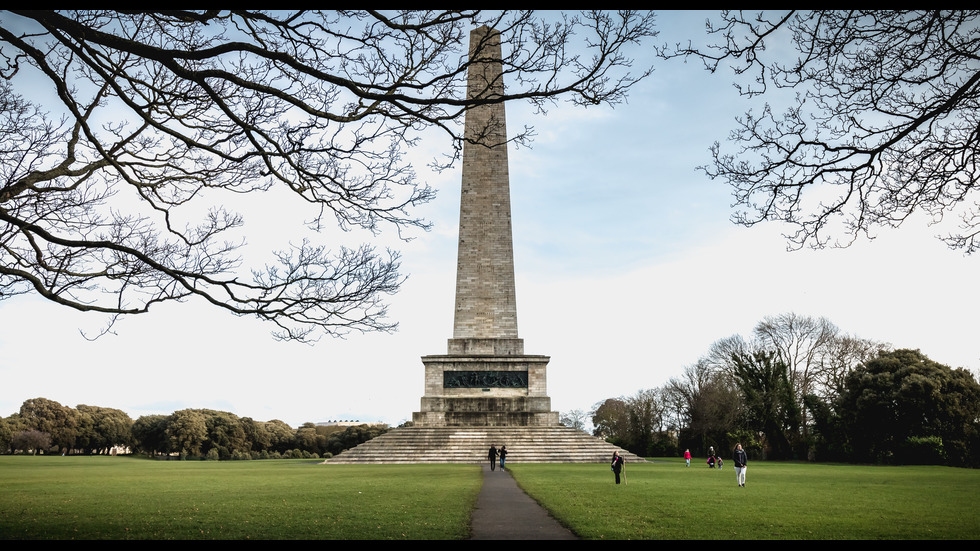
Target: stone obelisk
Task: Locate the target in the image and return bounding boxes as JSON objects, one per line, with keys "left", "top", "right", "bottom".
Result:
{"left": 413, "top": 26, "right": 558, "bottom": 427}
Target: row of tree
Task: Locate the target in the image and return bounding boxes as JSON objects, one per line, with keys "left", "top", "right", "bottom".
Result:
{"left": 7, "top": 312, "right": 979, "bottom": 467}
{"left": 0, "top": 397, "right": 389, "bottom": 459}
{"left": 571, "top": 313, "right": 980, "bottom": 468}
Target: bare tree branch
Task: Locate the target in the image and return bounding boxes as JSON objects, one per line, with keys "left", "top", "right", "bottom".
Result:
{"left": 660, "top": 10, "right": 980, "bottom": 254}
{"left": 0, "top": 10, "right": 657, "bottom": 340}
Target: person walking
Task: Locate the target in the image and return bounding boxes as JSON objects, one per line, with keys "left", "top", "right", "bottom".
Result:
{"left": 611, "top": 451, "right": 625, "bottom": 484}
{"left": 488, "top": 445, "right": 498, "bottom": 471}
{"left": 684, "top": 449, "right": 691, "bottom": 467}
{"left": 733, "top": 443, "right": 748, "bottom": 487}
{"left": 499, "top": 445, "right": 508, "bottom": 470}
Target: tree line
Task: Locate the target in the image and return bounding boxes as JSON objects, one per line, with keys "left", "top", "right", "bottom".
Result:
{"left": 5, "top": 312, "right": 979, "bottom": 467}
{"left": 565, "top": 312, "right": 980, "bottom": 468}
{"left": 0, "top": 398, "right": 389, "bottom": 460}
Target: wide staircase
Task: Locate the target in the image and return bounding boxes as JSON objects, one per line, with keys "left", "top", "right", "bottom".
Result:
{"left": 322, "top": 425, "right": 646, "bottom": 464}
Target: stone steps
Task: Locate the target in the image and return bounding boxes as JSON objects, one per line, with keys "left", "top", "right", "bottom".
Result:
{"left": 322, "top": 425, "right": 646, "bottom": 464}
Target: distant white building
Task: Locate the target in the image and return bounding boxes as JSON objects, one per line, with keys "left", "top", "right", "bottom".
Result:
{"left": 316, "top": 420, "right": 387, "bottom": 428}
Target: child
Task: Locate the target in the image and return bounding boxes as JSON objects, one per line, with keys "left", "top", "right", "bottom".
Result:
{"left": 716, "top": 456, "right": 724, "bottom": 470}
{"left": 707, "top": 455, "right": 715, "bottom": 468}
{"left": 684, "top": 449, "right": 691, "bottom": 467}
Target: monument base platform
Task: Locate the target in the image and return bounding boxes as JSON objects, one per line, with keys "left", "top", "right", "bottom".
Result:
{"left": 413, "top": 401, "right": 559, "bottom": 427}
{"left": 322, "top": 425, "right": 646, "bottom": 464}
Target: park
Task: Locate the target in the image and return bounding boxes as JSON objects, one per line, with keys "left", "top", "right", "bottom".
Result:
{"left": 2, "top": 11, "right": 980, "bottom": 542}
{"left": 1, "top": 454, "right": 977, "bottom": 539}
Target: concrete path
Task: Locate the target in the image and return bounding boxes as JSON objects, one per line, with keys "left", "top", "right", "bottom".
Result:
{"left": 468, "top": 464, "right": 578, "bottom": 540}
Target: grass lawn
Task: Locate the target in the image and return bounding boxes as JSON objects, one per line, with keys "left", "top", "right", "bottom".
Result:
{"left": 0, "top": 456, "right": 480, "bottom": 540}
{"left": 1, "top": 455, "right": 978, "bottom": 539}
{"left": 508, "top": 457, "right": 980, "bottom": 539}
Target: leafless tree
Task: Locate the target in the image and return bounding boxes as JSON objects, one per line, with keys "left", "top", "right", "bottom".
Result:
{"left": 664, "top": 358, "right": 717, "bottom": 424}
{"left": 664, "top": 358, "right": 742, "bottom": 453}
{"left": 559, "top": 408, "right": 588, "bottom": 432}
{"left": 754, "top": 312, "right": 839, "bottom": 402}
{"left": 704, "top": 333, "right": 752, "bottom": 374}
{"left": 814, "top": 333, "right": 890, "bottom": 401}
{"left": 0, "top": 10, "right": 656, "bottom": 340}
{"left": 662, "top": 10, "right": 980, "bottom": 254}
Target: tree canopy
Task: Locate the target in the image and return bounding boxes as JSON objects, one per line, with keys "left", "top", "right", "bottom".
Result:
{"left": 730, "top": 349, "right": 801, "bottom": 460}
{"left": 836, "top": 348, "right": 980, "bottom": 465}
{"left": 2, "top": 397, "right": 387, "bottom": 458}
{"left": 588, "top": 313, "right": 980, "bottom": 467}
{"left": 0, "top": 10, "right": 656, "bottom": 340}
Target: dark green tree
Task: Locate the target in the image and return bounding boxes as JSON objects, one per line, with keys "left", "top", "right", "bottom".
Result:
{"left": 202, "top": 410, "right": 249, "bottom": 459}
{"left": 240, "top": 417, "right": 273, "bottom": 454}
{"left": 132, "top": 414, "right": 172, "bottom": 457}
{"left": 803, "top": 393, "right": 848, "bottom": 462}
{"left": 18, "top": 397, "right": 80, "bottom": 453}
{"left": 11, "top": 429, "right": 52, "bottom": 454}
{"left": 166, "top": 409, "right": 208, "bottom": 458}
{"left": 76, "top": 404, "right": 133, "bottom": 454}
{"left": 264, "top": 419, "right": 297, "bottom": 454}
{"left": 325, "top": 424, "right": 388, "bottom": 456}
{"left": 0, "top": 416, "right": 14, "bottom": 453}
{"left": 836, "top": 349, "right": 980, "bottom": 466}
{"left": 730, "top": 349, "right": 802, "bottom": 459}
{"left": 294, "top": 422, "right": 327, "bottom": 456}
{"left": 591, "top": 398, "right": 630, "bottom": 446}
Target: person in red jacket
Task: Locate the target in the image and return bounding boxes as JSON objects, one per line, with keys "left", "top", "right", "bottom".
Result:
{"left": 684, "top": 449, "right": 691, "bottom": 467}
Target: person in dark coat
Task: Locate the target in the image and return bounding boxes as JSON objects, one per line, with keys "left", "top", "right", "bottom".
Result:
{"left": 488, "top": 445, "right": 498, "bottom": 471}
{"left": 499, "top": 445, "right": 508, "bottom": 470}
{"left": 611, "top": 451, "right": 625, "bottom": 484}
{"left": 733, "top": 443, "right": 748, "bottom": 487}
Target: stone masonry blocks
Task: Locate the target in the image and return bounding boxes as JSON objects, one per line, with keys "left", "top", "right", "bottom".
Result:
{"left": 412, "top": 26, "right": 559, "bottom": 428}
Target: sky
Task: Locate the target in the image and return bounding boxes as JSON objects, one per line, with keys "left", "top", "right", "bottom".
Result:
{"left": 2, "top": 12, "right": 977, "bottom": 429}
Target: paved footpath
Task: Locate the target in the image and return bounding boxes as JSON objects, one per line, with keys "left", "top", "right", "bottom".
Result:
{"left": 468, "top": 464, "right": 578, "bottom": 540}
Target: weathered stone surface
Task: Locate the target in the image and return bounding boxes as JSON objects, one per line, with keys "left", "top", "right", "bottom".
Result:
{"left": 412, "top": 26, "right": 557, "bottom": 428}
{"left": 324, "top": 425, "right": 646, "bottom": 464}
{"left": 452, "top": 26, "right": 519, "bottom": 341}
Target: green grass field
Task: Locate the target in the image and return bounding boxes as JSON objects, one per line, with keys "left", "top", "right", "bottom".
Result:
{"left": 0, "top": 456, "right": 480, "bottom": 539}
{"left": 1, "top": 455, "right": 977, "bottom": 539}
{"left": 509, "top": 458, "right": 980, "bottom": 539}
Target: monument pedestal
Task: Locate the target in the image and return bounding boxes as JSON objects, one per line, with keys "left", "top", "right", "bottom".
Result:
{"left": 413, "top": 338, "right": 559, "bottom": 427}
